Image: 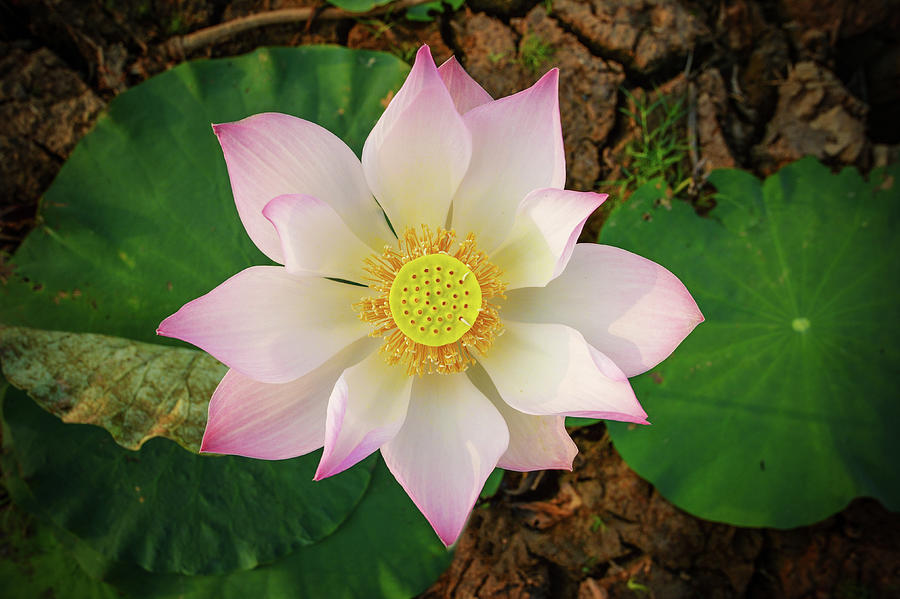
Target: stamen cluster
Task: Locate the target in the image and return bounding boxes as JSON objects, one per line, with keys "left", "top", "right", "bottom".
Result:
{"left": 356, "top": 226, "right": 505, "bottom": 375}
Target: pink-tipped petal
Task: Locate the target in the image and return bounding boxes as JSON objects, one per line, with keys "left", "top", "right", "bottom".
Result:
{"left": 157, "top": 266, "right": 371, "bottom": 384}
{"left": 315, "top": 351, "right": 413, "bottom": 480}
{"left": 504, "top": 244, "right": 704, "bottom": 377}
{"left": 490, "top": 188, "right": 606, "bottom": 289}
{"left": 381, "top": 373, "right": 509, "bottom": 547}
{"left": 362, "top": 45, "right": 472, "bottom": 234}
{"left": 451, "top": 69, "right": 566, "bottom": 253}
{"left": 262, "top": 194, "right": 375, "bottom": 282}
{"left": 213, "top": 113, "right": 392, "bottom": 263}
{"left": 200, "top": 338, "right": 378, "bottom": 459}
{"left": 467, "top": 362, "right": 577, "bottom": 472}
{"left": 437, "top": 56, "right": 493, "bottom": 114}
{"left": 479, "top": 321, "right": 649, "bottom": 423}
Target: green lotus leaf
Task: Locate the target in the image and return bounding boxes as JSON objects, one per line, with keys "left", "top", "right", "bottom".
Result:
{"left": 1, "top": 385, "right": 374, "bottom": 577}
{"left": 0, "top": 492, "right": 120, "bottom": 599}
{"left": 2, "top": 387, "right": 451, "bottom": 598}
{"left": 405, "top": 0, "right": 465, "bottom": 21}
{"left": 0, "top": 46, "right": 449, "bottom": 591}
{"left": 326, "top": 0, "right": 395, "bottom": 11}
{"left": 0, "top": 46, "right": 408, "bottom": 344}
{"left": 601, "top": 158, "right": 900, "bottom": 527}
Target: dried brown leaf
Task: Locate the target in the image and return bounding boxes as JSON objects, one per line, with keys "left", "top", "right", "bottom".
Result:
{"left": 0, "top": 325, "right": 225, "bottom": 452}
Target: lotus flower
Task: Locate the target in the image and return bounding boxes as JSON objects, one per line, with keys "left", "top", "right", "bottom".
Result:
{"left": 157, "top": 46, "right": 703, "bottom": 546}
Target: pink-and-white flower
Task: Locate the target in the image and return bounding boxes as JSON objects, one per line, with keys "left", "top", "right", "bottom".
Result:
{"left": 158, "top": 46, "right": 703, "bottom": 546}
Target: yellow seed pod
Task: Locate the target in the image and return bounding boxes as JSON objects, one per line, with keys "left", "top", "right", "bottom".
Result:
{"left": 388, "top": 254, "right": 482, "bottom": 347}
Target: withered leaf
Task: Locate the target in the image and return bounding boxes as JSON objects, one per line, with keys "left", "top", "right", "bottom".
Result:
{"left": 0, "top": 325, "right": 225, "bottom": 452}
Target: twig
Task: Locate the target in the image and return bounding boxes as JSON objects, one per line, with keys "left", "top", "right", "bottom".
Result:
{"left": 162, "top": 0, "right": 435, "bottom": 59}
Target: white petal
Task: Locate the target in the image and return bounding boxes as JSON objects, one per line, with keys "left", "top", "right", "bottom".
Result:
{"left": 381, "top": 373, "right": 509, "bottom": 546}
{"left": 201, "top": 338, "right": 378, "bottom": 460}
{"left": 157, "top": 266, "right": 372, "bottom": 383}
{"left": 315, "top": 351, "right": 413, "bottom": 479}
{"left": 503, "top": 244, "right": 704, "bottom": 376}
{"left": 451, "top": 69, "right": 566, "bottom": 253}
{"left": 214, "top": 113, "right": 392, "bottom": 262}
{"left": 479, "top": 321, "right": 648, "bottom": 423}
{"left": 437, "top": 56, "right": 493, "bottom": 114}
{"left": 467, "top": 362, "right": 577, "bottom": 472}
{"left": 263, "top": 194, "right": 375, "bottom": 282}
{"left": 489, "top": 188, "right": 606, "bottom": 289}
{"left": 362, "top": 46, "right": 472, "bottom": 234}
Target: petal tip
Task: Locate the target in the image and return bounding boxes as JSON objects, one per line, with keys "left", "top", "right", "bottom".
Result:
{"left": 439, "top": 54, "right": 460, "bottom": 69}
{"left": 156, "top": 309, "right": 191, "bottom": 342}
{"left": 414, "top": 44, "right": 433, "bottom": 62}
{"left": 432, "top": 519, "right": 464, "bottom": 548}
{"left": 260, "top": 193, "right": 294, "bottom": 224}
{"left": 537, "top": 453, "right": 577, "bottom": 472}
{"left": 630, "top": 408, "right": 650, "bottom": 426}
{"left": 549, "top": 458, "right": 576, "bottom": 472}
{"left": 537, "top": 67, "right": 560, "bottom": 88}
{"left": 315, "top": 453, "right": 369, "bottom": 481}
{"left": 198, "top": 431, "right": 219, "bottom": 455}
{"left": 694, "top": 307, "right": 706, "bottom": 326}
{"left": 582, "top": 191, "right": 606, "bottom": 214}
{"left": 156, "top": 315, "right": 176, "bottom": 338}
{"left": 313, "top": 452, "right": 343, "bottom": 481}
{"left": 682, "top": 294, "right": 706, "bottom": 331}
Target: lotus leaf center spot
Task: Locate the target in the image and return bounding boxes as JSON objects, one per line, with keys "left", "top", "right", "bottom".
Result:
{"left": 792, "top": 317, "right": 811, "bottom": 333}
{"left": 389, "top": 254, "right": 482, "bottom": 347}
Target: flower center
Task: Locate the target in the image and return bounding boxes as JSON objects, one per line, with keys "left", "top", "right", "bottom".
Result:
{"left": 388, "top": 254, "right": 482, "bottom": 347}
{"left": 355, "top": 226, "right": 505, "bottom": 376}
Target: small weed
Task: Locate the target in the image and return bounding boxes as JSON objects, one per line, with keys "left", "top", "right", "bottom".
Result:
{"left": 488, "top": 51, "right": 509, "bottom": 64}
{"left": 358, "top": 19, "right": 393, "bottom": 40}
{"left": 395, "top": 43, "right": 418, "bottom": 64}
{"left": 602, "top": 87, "right": 692, "bottom": 201}
{"left": 355, "top": 21, "right": 418, "bottom": 65}
{"left": 519, "top": 33, "right": 554, "bottom": 73}
{"left": 168, "top": 14, "right": 183, "bottom": 34}
{"left": 580, "top": 555, "right": 598, "bottom": 574}
{"left": 590, "top": 514, "right": 607, "bottom": 533}
{"left": 626, "top": 578, "right": 650, "bottom": 593}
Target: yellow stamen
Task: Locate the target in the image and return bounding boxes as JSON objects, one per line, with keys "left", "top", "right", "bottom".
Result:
{"left": 355, "top": 226, "right": 505, "bottom": 376}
